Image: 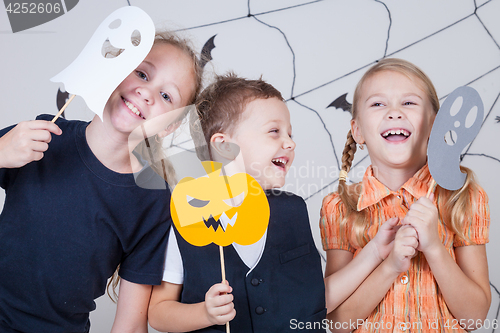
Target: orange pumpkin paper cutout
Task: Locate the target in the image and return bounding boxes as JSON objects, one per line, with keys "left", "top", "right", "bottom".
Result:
{"left": 171, "top": 161, "right": 270, "bottom": 247}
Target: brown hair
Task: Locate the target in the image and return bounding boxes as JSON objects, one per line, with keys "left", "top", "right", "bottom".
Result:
{"left": 192, "top": 72, "right": 283, "bottom": 160}
{"left": 338, "top": 58, "right": 478, "bottom": 247}
{"left": 107, "top": 29, "right": 203, "bottom": 302}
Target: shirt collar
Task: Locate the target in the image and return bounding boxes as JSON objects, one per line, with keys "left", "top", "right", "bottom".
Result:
{"left": 357, "top": 163, "right": 433, "bottom": 211}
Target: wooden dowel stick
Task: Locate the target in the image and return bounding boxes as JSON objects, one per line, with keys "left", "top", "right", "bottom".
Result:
{"left": 219, "top": 245, "right": 226, "bottom": 282}
{"left": 217, "top": 162, "right": 230, "bottom": 333}
{"left": 219, "top": 245, "right": 230, "bottom": 333}
{"left": 426, "top": 179, "right": 436, "bottom": 198}
{"left": 51, "top": 94, "right": 76, "bottom": 123}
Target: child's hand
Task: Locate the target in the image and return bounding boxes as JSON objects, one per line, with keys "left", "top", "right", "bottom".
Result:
{"left": 401, "top": 195, "right": 440, "bottom": 254}
{"left": 386, "top": 225, "right": 419, "bottom": 274}
{"left": 0, "top": 120, "right": 62, "bottom": 168}
{"left": 204, "top": 281, "right": 236, "bottom": 326}
{"left": 371, "top": 217, "right": 400, "bottom": 261}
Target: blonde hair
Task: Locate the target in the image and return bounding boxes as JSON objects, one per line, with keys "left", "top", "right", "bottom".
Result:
{"left": 338, "top": 58, "right": 478, "bottom": 247}
{"left": 107, "top": 29, "right": 203, "bottom": 302}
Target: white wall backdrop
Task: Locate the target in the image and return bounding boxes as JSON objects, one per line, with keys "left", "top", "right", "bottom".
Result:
{"left": 1, "top": 1, "right": 499, "bottom": 332}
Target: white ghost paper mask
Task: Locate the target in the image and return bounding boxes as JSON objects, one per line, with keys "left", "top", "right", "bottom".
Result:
{"left": 428, "top": 86, "right": 484, "bottom": 190}
{"left": 51, "top": 6, "right": 155, "bottom": 120}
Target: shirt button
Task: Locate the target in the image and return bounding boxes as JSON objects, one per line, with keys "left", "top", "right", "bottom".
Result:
{"left": 255, "top": 306, "right": 266, "bottom": 315}
{"left": 400, "top": 275, "right": 409, "bottom": 284}
{"left": 251, "top": 278, "right": 261, "bottom": 286}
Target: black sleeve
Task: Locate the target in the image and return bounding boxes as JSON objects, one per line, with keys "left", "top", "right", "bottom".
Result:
{"left": 0, "top": 124, "right": 18, "bottom": 190}
{"left": 119, "top": 217, "right": 171, "bottom": 286}
{"left": 118, "top": 187, "right": 172, "bottom": 286}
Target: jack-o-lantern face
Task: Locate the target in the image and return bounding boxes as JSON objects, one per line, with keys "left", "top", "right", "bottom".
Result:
{"left": 171, "top": 161, "right": 270, "bottom": 247}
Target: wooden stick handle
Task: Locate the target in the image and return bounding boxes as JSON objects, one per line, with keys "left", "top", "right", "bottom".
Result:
{"left": 426, "top": 179, "right": 436, "bottom": 198}
{"left": 219, "top": 246, "right": 230, "bottom": 333}
{"left": 51, "top": 94, "right": 76, "bottom": 123}
{"left": 219, "top": 245, "right": 226, "bottom": 282}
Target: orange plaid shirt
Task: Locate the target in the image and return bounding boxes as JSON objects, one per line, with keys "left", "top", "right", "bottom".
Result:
{"left": 320, "top": 164, "right": 490, "bottom": 333}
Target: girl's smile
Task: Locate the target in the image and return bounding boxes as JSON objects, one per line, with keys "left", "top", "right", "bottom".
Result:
{"left": 104, "top": 42, "right": 196, "bottom": 137}
{"left": 84, "top": 40, "right": 198, "bottom": 175}
{"left": 122, "top": 97, "right": 145, "bottom": 119}
{"left": 380, "top": 128, "right": 411, "bottom": 142}
{"left": 352, "top": 70, "right": 435, "bottom": 174}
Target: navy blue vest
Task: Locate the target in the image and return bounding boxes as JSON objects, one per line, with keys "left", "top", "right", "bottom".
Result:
{"left": 175, "top": 190, "right": 326, "bottom": 332}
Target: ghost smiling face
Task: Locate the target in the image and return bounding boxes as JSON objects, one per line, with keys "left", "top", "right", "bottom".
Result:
{"left": 427, "top": 86, "right": 484, "bottom": 190}
{"left": 51, "top": 6, "right": 155, "bottom": 120}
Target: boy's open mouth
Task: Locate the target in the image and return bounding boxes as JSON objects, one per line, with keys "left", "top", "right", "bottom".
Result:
{"left": 381, "top": 128, "right": 411, "bottom": 142}
{"left": 272, "top": 157, "right": 287, "bottom": 169}
{"left": 123, "top": 97, "right": 145, "bottom": 119}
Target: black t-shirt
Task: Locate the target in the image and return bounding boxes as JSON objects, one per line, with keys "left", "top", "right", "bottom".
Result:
{"left": 0, "top": 115, "right": 171, "bottom": 333}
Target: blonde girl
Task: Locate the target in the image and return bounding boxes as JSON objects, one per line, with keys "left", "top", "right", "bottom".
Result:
{"left": 320, "top": 58, "right": 490, "bottom": 332}
{"left": 0, "top": 30, "right": 202, "bottom": 333}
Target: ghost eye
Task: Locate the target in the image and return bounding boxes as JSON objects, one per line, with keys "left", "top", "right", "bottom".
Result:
{"left": 187, "top": 195, "right": 209, "bottom": 208}
{"left": 223, "top": 192, "right": 245, "bottom": 207}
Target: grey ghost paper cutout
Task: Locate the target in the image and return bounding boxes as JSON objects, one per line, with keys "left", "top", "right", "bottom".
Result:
{"left": 51, "top": 6, "right": 155, "bottom": 120}
{"left": 428, "top": 86, "right": 484, "bottom": 190}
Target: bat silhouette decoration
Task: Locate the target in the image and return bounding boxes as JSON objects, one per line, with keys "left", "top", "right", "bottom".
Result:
{"left": 5, "top": 0, "right": 79, "bottom": 33}
{"left": 327, "top": 93, "right": 352, "bottom": 113}
{"left": 200, "top": 35, "right": 217, "bottom": 69}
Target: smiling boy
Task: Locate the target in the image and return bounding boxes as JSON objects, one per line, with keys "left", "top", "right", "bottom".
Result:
{"left": 148, "top": 73, "right": 326, "bottom": 332}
